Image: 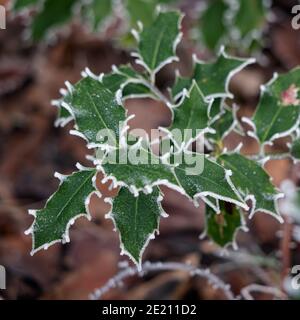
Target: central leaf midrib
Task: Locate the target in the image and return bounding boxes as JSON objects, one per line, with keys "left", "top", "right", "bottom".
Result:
{"left": 184, "top": 97, "right": 197, "bottom": 132}
{"left": 261, "top": 103, "right": 282, "bottom": 143}
{"left": 175, "top": 165, "right": 239, "bottom": 201}
{"left": 185, "top": 85, "right": 207, "bottom": 132}
{"left": 134, "top": 196, "right": 138, "bottom": 255}
{"left": 150, "top": 25, "right": 166, "bottom": 70}
{"left": 55, "top": 170, "right": 95, "bottom": 220}
{"left": 85, "top": 90, "right": 118, "bottom": 143}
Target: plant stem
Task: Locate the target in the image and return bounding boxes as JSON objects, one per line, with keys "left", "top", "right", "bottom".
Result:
{"left": 247, "top": 152, "right": 291, "bottom": 161}
{"left": 240, "top": 284, "right": 286, "bottom": 300}
{"left": 139, "top": 78, "right": 173, "bottom": 107}
{"left": 90, "top": 261, "right": 235, "bottom": 300}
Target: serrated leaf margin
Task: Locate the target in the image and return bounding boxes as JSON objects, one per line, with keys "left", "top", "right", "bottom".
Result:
{"left": 160, "top": 80, "right": 215, "bottom": 151}
{"left": 93, "top": 151, "right": 248, "bottom": 212}
{"left": 131, "top": 7, "right": 183, "bottom": 81}
{"left": 173, "top": 46, "right": 255, "bottom": 102}
{"left": 243, "top": 72, "right": 300, "bottom": 147}
{"left": 25, "top": 163, "right": 100, "bottom": 255}
{"left": 219, "top": 150, "right": 284, "bottom": 223}
{"left": 104, "top": 187, "right": 167, "bottom": 269}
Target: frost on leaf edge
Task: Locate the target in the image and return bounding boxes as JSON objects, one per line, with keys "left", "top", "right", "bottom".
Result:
{"left": 25, "top": 164, "right": 100, "bottom": 255}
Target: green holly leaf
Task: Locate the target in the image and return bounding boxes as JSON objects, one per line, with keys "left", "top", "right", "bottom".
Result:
{"left": 193, "top": 49, "right": 255, "bottom": 99}
{"left": 101, "top": 65, "right": 153, "bottom": 99}
{"left": 55, "top": 65, "right": 153, "bottom": 127}
{"left": 207, "top": 106, "right": 236, "bottom": 142}
{"left": 61, "top": 76, "right": 127, "bottom": 147}
{"left": 83, "top": 0, "right": 113, "bottom": 31}
{"left": 234, "top": 0, "right": 266, "bottom": 39}
{"left": 209, "top": 98, "right": 225, "bottom": 120}
{"left": 126, "top": 0, "right": 179, "bottom": 28}
{"left": 53, "top": 81, "right": 78, "bottom": 127}
{"left": 168, "top": 81, "right": 211, "bottom": 145}
{"left": 251, "top": 68, "right": 300, "bottom": 145}
{"left": 290, "top": 139, "right": 300, "bottom": 160}
{"left": 218, "top": 153, "right": 282, "bottom": 220}
{"left": 135, "top": 10, "right": 182, "bottom": 76}
{"left": 198, "top": 0, "right": 268, "bottom": 53}
{"left": 13, "top": 0, "right": 39, "bottom": 11}
{"left": 172, "top": 75, "right": 193, "bottom": 102}
{"left": 99, "top": 146, "right": 178, "bottom": 194}
{"left": 173, "top": 156, "right": 246, "bottom": 209}
{"left": 108, "top": 187, "right": 163, "bottom": 267}
{"left": 31, "top": 0, "right": 78, "bottom": 41}
{"left": 200, "top": 0, "right": 228, "bottom": 51}
{"left": 28, "top": 168, "right": 97, "bottom": 254}
{"left": 98, "top": 147, "right": 247, "bottom": 210}
{"left": 13, "top": 0, "right": 112, "bottom": 39}
{"left": 122, "top": 82, "right": 153, "bottom": 98}
{"left": 172, "top": 48, "right": 255, "bottom": 100}
{"left": 126, "top": 0, "right": 157, "bottom": 28}
{"left": 205, "top": 202, "right": 244, "bottom": 247}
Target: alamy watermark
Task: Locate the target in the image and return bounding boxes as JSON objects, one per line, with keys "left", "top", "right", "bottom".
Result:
{"left": 291, "top": 265, "right": 300, "bottom": 290}
{"left": 0, "top": 265, "right": 5, "bottom": 290}
{"left": 292, "top": 5, "right": 300, "bottom": 30}
{"left": 93, "top": 125, "right": 205, "bottom": 176}
{"left": 0, "top": 5, "right": 5, "bottom": 30}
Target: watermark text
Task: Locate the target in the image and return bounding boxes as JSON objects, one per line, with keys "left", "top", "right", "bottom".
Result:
{"left": 292, "top": 5, "right": 300, "bottom": 30}
{"left": 0, "top": 5, "right": 5, "bottom": 30}
{"left": 0, "top": 265, "right": 5, "bottom": 290}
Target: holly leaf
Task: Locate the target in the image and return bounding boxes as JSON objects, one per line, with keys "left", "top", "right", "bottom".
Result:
{"left": 218, "top": 153, "right": 282, "bottom": 219}
{"left": 126, "top": 0, "right": 157, "bottom": 28}
{"left": 173, "top": 156, "right": 245, "bottom": 209}
{"left": 234, "top": 0, "right": 266, "bottom": 38}
{"left": 55, "top": 65, "right": 153, "bottom": 127}
{"left": 136, "top": 10, "right": 182, "bottom": 76}
{"left": 61, "top": 76, "right": 127, "bottom": 147}
{"left": 31, "top": 0, "right": 78, "bottom": 41}
{"left": 291, "top": 139, "right": 300, "bottom": 160}
{"left": 207, "top": 106, "right": 236, "bottom": 142}
{"left": 200, "top": 0, "right": 228, "bottom": 51}
{"left": 205, "top": 202, "right": 244, "bottom": 247}
{"left": 101, "top": 65, "right": 153, "bottom": 99}
{"left": 122, "top": 82, "right": 153, "bottom": 99}
{"left": 209, "top": 98, "right": 225, "bottom": 120}
{"left": 251, "top": 68, "right": 300, "bottom": 145}
{"left": 172, "top": 75, "right": 193, "bottom": 102}
{"left": 98, "top": 147, "right": 247, "bottom": 210}
{"left": 198, "top": 0, "right": 268, "bottom": 53}
{"left": 126, "top": 0, "right": 179, "bottom": 28}
{"left": 172, "top": 48, "right": 255, "bottom": 100}
{"left": 193, "top": 48, "right": 255, "bottom": 99}
{"left": 99, "top": 146, "right": 178, "bottom": 193}
{"left": 83, "top": 0, "right": 113, "bottom": 30}
{"left": 28, "top": 168, "right": 97, "bottom": 254}
{"left": 108, "top": 187, "right": 163, "bottom": 267}
{"left": 168, "top": 81, "right": 211, "bottom": 145}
